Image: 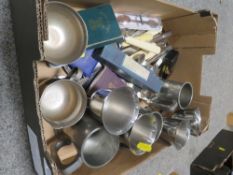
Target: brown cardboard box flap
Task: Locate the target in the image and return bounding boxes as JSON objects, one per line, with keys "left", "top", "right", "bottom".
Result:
{"left": 226, "top": 112, "right": 233, "bottom": 127}
{"left": 169, "top": 49, "right": 208, "bottom": 98}
{"left": 42, "top": 119, "right": 55, "bottom": 143}
{"left": 164, "top": 13, "right": 217, "bottom": 53}
{"left": 56, "top": 0, "right": 193, "bottom": 20}
{"left": 164, "top": 13, "right": 217, "bottom": 35}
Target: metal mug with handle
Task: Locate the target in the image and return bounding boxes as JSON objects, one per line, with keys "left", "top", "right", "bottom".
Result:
{"left": 148, "top": 81, "right": 193, "bottom": 112}
{"left": 89, "top": 87, "right": 140, "bottom": 135}
{"left": 63, "top": 115, "right": 119, "bottom": 171}
{"left": 125, "top": 111, "right": 163, "bottom": 156}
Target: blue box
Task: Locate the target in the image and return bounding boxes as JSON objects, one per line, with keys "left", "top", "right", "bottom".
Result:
{"left": 93, "top": 44, "right": 163, "bottom": 92}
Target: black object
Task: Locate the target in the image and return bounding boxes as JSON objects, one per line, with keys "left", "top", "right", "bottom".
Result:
{"left": 157, "top": 49, "right": 179, "bottom": 79}
{"left": 191, "top": 129, "right": 233, "bottom": 175}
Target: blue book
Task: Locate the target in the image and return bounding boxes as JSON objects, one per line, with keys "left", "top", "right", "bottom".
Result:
{"left": 69, "top": 49, "right": 98, "bottom": 77}
{"left": 93, "top": 44, "right": 163, "bottom": 92}
{"left": 78, "top": 4, "right": 123, "bottom": 49}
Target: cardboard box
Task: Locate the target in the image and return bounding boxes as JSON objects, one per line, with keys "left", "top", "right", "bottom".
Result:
{"left": 191, "top": 130, "right": 233, "bottom": 175}
{"left": 226, "top": 112, "right": 233, "bottom": 129}
{"left": 10, "top": 0, "right": 217, "bottom": 174}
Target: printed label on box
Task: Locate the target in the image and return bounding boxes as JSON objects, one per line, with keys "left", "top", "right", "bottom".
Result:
{"left": 122, "top": 56, "right": 150, "bottom": 80}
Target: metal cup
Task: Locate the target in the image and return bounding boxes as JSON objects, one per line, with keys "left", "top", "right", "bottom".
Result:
{"left": 125, "top": 111, "right": 163, "bottom": 156}
{"left": 63, "top": 115, "right": 119, "bottom": 171}
{"left": 39, "top": 79, "right": 87, "bottom": 129}
{"left": 162, "top": 118, "right": 190, "bottom": 150}
{"left": 152, "top": 81, "right": 193, "bottom": 111}
{"left": 89, "top": 87, "right": 140, "bottom": 135}
{"left": 172, "top": 108, "right": 202, "bottom": 136}
{"left": 150, "top": 98, "right": 179, "bottom": 112}
{"left": 44, "top": 2, "right": 88, "bottom": 65}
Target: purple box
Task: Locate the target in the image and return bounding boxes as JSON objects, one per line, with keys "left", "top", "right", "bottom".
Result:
{"left": 88, "top": 66, "right": 126, "bottom": 95}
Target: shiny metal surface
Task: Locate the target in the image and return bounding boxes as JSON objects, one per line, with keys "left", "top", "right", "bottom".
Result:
{"left": 89, "top": 89, "right": 111, "bottom": 117}
{"left": 162, "top": 118, "right": 190, "bottom": 150}
{"left": 151, "top": 98, "right": 178, "bottom": 112}
{"left": 103, "top": 87, "right": 139, "bottom": 135}
{"left": 64, "top": 115, "right": 119, "bottom": 168}
{"left": 158, "top": 81, "right": 193, "bottom": 110}
{"left": 127, "top": 112, "right": 163, "bottom": 156}
{"left": 153, "top": 31, "right": 172, "bottom": 43}
{"left": 90, "top": 87, "right": 140, "bottom": 135}
{"left": 172, "top": 108, "right": 202, "bottom": 136}
{"left": 189, "top": 108, "right": 202, "bottom": 136}
{"left": 39, "top": 79, "right": 87, "bottom": 129}
{"left": 44, "top": 2, "right": 87, "bottom": 65}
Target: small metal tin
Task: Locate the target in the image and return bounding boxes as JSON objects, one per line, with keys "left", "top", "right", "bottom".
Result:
{"left": 43, "top": 2, "right": 88, "bottom": 65}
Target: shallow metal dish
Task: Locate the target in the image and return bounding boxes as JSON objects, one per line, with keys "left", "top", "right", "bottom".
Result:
{"left": 44, "top": 2, "right": 88, "bottom": 65}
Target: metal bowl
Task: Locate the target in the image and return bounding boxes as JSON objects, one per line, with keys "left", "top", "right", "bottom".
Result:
{"left": 39, "top": 79, "right": 87, "bottom": 129}
{"left": 127, "top": 112, "right": 163, "bottom": 156}
{"left": 44, "top": 2, "right": 88, "bottom": 65}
